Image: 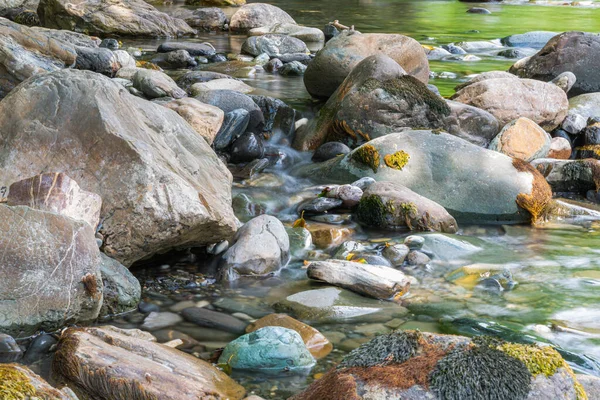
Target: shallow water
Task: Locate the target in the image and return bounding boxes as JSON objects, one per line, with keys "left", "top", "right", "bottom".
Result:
{"left": 116, "top": 1, "right": 600, "bottom": 398}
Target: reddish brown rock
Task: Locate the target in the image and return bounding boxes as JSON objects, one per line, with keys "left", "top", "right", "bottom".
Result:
{"left": 7, "top": 173, "right": 102, "bottom": 228}
{"left": 548, "top": 137, "right": 572, "bottom": 159}
{"left": 246, "top": 314, "right": 333, "bottom": 359}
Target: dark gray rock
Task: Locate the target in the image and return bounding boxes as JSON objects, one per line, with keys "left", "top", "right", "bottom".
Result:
{"left": 442, "top": 44, "right": 467, "bottom": 54}
{"left": 278, "top": 53, "right": 311, "bottom": 63}
{"left": 157, "top": 42, "right": 216, "bottom": 57}
{"left": 23, "top": 334, "right": 57, "bottom": 363}
{"left": 0, "top": 334, "right": 22, "bottom": 362}
{"left": 181, "top": 307, "right": 248, "bottom": 334}
{"left": 510, "top": 31, "right": 600, "bottom": 96}
{"left": 229, "top": 132, "right": 265, "bottom": 164}
{"left": 100, "top": 38, "right": 119, "bottom": 50}
{"left": 313, "top": 142, "right": 351, "bottom": 162}
{"left": 195, "top": 90, "right": 264, "bottom": 130}
{"left": 279, "top": 61, "right": 307, "bottom": 76}
{"left": 467, "top": 7, "right": 491, "bottom": 14}
{"left": 214, "top": 109, "right": 250, "bottom": 151}
{"left": 75, "top": 46, "right": 135, "bottom": 76}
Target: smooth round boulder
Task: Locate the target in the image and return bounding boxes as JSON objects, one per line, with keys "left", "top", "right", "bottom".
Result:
{"left": 510, "top": 31, "right": 600, "bottom": 96}
{"left": 304, "top": 31, "right": 429, "bottom": 99}
{"left": 229, "top": 3, "right": 295, "bottom": 33}
{"left": 218, "top": 327, "right": 315, "bottom": 373}
{"left": 229, "top": 131, "right": 265, "bottom": 164}
{"left": 451, "top": 76, "right": 568, "bottom": 131}
{"left": 501, "top": 31, "right": 557, "bottom": 49}
{"left": 489, "top": 117, "right": 552, "bottom": 162}
{"left": 294, "top": 130, "right": 553, "bottom": 224}
{"left": 219, "top": 215, "right": 290, "bottom": 281}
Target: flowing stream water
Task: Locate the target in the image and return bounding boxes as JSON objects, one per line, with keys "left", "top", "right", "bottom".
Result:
{"left": 111, "top": 1, "right": 600, "bottom": 398}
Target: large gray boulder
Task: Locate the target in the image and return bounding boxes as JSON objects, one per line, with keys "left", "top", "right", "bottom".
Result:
{"left": 38, "top": 0, "right": 196, "bottom": 37}
{"left": 509, "top": 31, "right": 600, "bottom": 97}
{"left": 294, "top": 130, "right": 552, "bottom": 224}
{"left": 451, "top": 75, "right": 568, "bottom": 131}
{"left": 229, "top": 3, "right": 295, "bottom": 32}
{"left": 0, "top": 205, "right": 102, "bottom": 337}
{"left": 219, "top": 215, "right": 290, "bottom": 281}
{"left": 0, "top": 69, "right": 237, "bottom": 266}
{"left": 294, "top": 55, "right": 498, "bottom": 150}
{"left": 0, "top": 17, "right": 77, "bottom": 99}
{"left": 304, "top": 31, "right": 429, "bottom": 99}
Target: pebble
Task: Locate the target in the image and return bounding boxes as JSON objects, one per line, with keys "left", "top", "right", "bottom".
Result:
{"left": 404, "top": 235, "right": 425, "bottom": 250}
{"left": 141, "top": 311, "right": 183, "bottom": 331}
{"left": 298, "top": 197, "right": 343, "bottom": 213}
{"left": 138, "top": 301, "right": 160, "bottom": 314}
{"left": 181, "top": 307, "right": 248, "bottom": 333}
{"left": 312, "top": 142, "right": 351, "bottom": 162}
{"left": 23, "top": 334, "right": 57, "bottom": 363}
{"left": 351, "top": 177, "right": 376, "bottom": 190}
{"left": 407, "top": 250, "right": 431, "bottom": 266}
{"left": 169, "top": 300, "right": 197, "bottom": 313}
{"left": 382, "top": 244, "right": 410, "bottom": 266}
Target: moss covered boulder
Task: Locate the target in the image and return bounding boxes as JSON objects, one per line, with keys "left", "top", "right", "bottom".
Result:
{"left": 0, "top": 364, "right": 78, "bottom": 399}
{"left": 294, "top": 130, "right": 552, "bottom": 224}
{"left": 295, "top": 54, "right": 448, "bottom": 150}
{"left": 356, "top": 181, "right": 458, "bottom": 233}
{"left": 291, "top": 331, "right": 592, "bottom": 400}
{"left": 304, "top": 31, "right": 429, "bottom": 99}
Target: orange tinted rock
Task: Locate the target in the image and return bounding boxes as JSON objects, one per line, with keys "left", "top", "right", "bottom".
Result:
{"left": 246, "top": 314, "right": 333, "bottom": 359}
{"left": 489, "top": 117, "right": 551, "bottom": 162}
{"left": 548, "top": 137, "right": 572, "bottom": 160}
{"left": 308, "top": 223, "right": 354, "bottom": 249}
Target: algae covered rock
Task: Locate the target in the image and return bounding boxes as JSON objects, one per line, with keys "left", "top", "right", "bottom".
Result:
{"left": 218, "top": 327, "right": 316, "bottom": 374}
{"left": 0, "top": 364, "right": 78, "bottom": 399}
{"left": 356, "top": 181, "right": 458, "bottom": 233}
{"left": 291, "top": 331, "right": 589, "bottom": 400}
{"left": 294, "top": 130, "right": 552, "bottom": 224}
{"left": 53, "top": 326, "right": 245, "bottom": 400}
{"left": 295, "top": 54, "right": 450, "bottom": 150}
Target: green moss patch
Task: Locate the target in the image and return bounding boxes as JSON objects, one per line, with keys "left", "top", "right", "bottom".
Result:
{"left": 429, "top": 345, "right": 532, "bottom": 400}
{"left": 351, "top": 144, "right": 380, "bottom": 173}
{"left": 338, "top": 331, "right": 421, "bottom": 369}
{"left": 0, "top": 365, "right": 37, "bottom": 400}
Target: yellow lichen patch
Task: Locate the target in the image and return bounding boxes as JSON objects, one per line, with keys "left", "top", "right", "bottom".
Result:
{"left": 136, "top": 61, "right": 161, "bottom": 70}
{"left": 352, "top": 144, "right": 381, "bottom": 173}
{"left": 384, "top": 151, "right": 410, "bottom": 170}
{"left": 0, "top": 365, "right": 36, "bottom": 400}
{"left": 576, "top": 145, "right": 600, "bottom": 157}
{"left": 497, "top": 343, "right": 588, "bottom": 400}
{"left": 513, "top": 158, "right": 552, "bottom": 224}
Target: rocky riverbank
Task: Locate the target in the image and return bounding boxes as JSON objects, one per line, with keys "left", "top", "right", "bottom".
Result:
{"left": 1, "top": 0, "right": 600, "bottom": 398}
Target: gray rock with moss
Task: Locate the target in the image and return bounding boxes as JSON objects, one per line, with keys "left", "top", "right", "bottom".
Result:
{"left": 294, "top": 130, "right": 548, "bottom": 224}
{"left": 356, "top": 181, "right": 458, "bottom": 233}
{"left": 218, "top": 327, "right": 315, "bottom": 374}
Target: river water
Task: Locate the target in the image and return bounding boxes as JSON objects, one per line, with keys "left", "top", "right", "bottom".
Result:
{"left": 116, "top": 1, "right": 600, "bottom": 398}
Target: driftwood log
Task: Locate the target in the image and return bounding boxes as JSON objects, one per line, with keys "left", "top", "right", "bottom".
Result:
{"left": 307, "top": 259, "right": 411, "bottom": 301}
{"left": 329, "top": 20, "right": 354, "bottom": 31}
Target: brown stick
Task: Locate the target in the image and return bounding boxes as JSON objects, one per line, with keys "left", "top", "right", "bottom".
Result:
{"left": 329, "top": 20, "right": 354, "bottom": 31}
